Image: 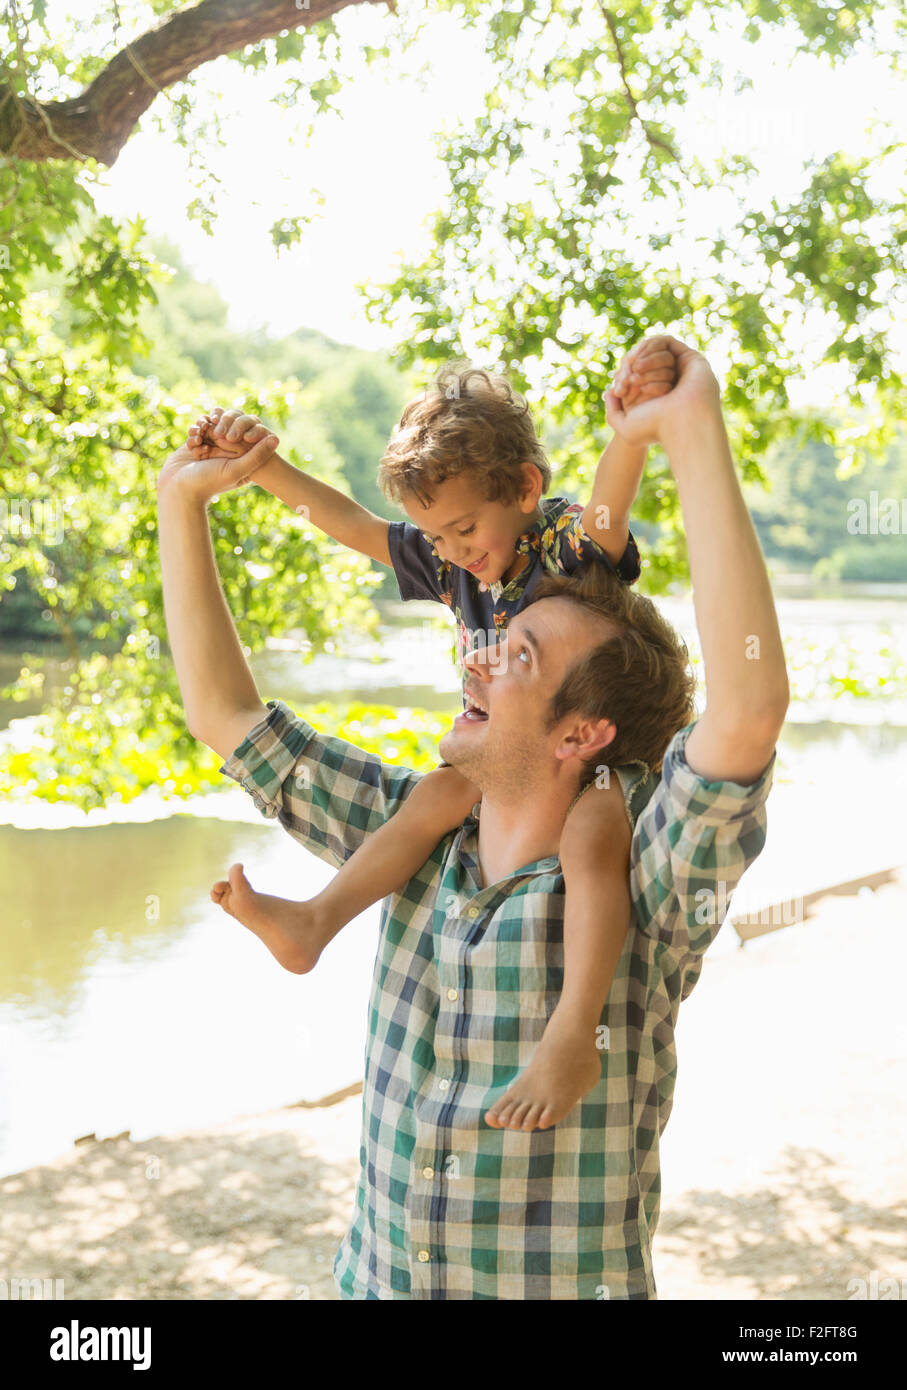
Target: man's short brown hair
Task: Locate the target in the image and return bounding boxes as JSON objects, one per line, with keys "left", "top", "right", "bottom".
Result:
{"left": 377, "top": 364, "right": 552, "bottom": 508}
{"left": 531, "top": 566, "right": 697, "bottom": 781}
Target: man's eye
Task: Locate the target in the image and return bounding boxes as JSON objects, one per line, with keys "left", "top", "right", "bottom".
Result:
{"left": 517, "top": 647, "right": 530, "bottom": 664}
{"left": 458, "top": 525, "right": 475, "bottom": 537}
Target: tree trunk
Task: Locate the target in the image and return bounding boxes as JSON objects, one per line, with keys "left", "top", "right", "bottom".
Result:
{"left": 0, "top": 0, "right": 391, "bottom": 166}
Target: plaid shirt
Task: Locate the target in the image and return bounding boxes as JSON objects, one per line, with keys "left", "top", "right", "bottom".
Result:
{"left": 220, "top": 699, "right": 774, "bottom": 1300}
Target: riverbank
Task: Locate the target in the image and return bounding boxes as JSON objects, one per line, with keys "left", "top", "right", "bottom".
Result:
{"left": 2, "top": 866, "right": 905, "bottom": 1301}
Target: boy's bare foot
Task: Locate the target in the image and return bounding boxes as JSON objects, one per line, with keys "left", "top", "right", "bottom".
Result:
{"left": 209, "top": 862, "right": 336, "bottom": 974}
{"left": 484, "top": 1005, "right": 604, "bottom": 1132}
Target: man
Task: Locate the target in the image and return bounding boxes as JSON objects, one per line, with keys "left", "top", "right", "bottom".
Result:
{"left": 157, "top": 338, "right": 789, "bottom": 1299}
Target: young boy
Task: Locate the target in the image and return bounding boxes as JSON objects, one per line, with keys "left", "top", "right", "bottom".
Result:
{"left": 189, "top": 336, "right": 677, "bottom": 1132}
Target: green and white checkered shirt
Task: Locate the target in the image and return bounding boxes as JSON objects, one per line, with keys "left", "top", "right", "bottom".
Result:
{"left": 220, "top": 699, "right": 774, "bottom": 1300}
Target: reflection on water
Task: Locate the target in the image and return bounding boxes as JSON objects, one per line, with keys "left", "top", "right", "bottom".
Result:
{"left": 0, "top": 815, "right": 379, "bottom": 1180}
{"left": 2, "top": 817, "right": 258, "bottom": 1007}
{"left": 2, "top": 591, "right": 906, "bottom": 1179}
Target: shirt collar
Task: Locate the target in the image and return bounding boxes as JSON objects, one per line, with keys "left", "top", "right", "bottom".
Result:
{"left": 456, "top": 804, "right": 562, "bottom": 888}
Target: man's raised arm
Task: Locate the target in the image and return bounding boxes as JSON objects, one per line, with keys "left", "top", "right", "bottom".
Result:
{"left": 156, "top": 439, "right": 277, "bottom": 763}
{"left": 607, "top": 340, "right": 789, "bottom": 784}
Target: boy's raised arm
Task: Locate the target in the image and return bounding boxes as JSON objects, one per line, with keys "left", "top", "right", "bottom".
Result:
{"left": 194, "top": 408, "right": 392, "bottom": 567}
{"left": 579, "top": 434, "right": 646, "bottom": 565}
{"left": 253, "top": 454, "right": 392, "bottom": 567}
{"left": 580, "top": 336, "right": 677, "bottom": 564}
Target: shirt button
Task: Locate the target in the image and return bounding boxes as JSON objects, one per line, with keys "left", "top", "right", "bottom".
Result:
{"left": 466, "top": 907, "right": 479, "bottom": 919}
{"left": 446, "top": 988, "right": 458, "bottom": 1001}
{"left": 417, "top": 1250, "right": 431, "bottom": 1263}
{"left": 438, "top": 1078, "right": 450, "bottom": 1091}
{"left": 422, "top": 1166, "right": 434, "bottom": 1179}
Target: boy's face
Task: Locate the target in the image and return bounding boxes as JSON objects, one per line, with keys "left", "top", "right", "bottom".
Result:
{"left": 401, "top": 467, "right": 542, "bottom": 587}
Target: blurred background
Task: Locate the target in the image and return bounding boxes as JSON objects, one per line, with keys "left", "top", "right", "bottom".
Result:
{"left": 1, "top": 0, "right": 905, "bottom": 1183}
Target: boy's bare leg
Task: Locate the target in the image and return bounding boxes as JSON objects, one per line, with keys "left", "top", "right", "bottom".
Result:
{"left": 484, "top": 778, "right": 632, "bottom": 1131}
{"left": 210, "top": 765, "right": 479, "bottom": 974}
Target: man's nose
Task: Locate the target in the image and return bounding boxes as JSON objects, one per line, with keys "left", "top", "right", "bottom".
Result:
{"left": 463, "top": 634, "right": 506, "bottom": 676}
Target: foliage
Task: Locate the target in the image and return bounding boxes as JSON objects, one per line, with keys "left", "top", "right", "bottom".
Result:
{"left": 0, "top": 276, "right": 384, "bottom": 808}
{"left": 298, "top": 700, "right": 454, "bottom": 769}
{"left": 0, "top": 684, "right": 452, "bottom": 809}
{"left": 1, "top": 0, "right": 905, "bottom": 813}
{"left": 361, "top": 0, "right": 906, "bottom": 591}
{"left": 744, "top": 427, "right": 907, "bottom": 580}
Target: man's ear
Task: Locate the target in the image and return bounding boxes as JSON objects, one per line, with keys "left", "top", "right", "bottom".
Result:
{"left": 554, "top": 716, "right": 617, "bottom": 764}
{"left": 518, "top": 462, "right": 544, "bottom": 513}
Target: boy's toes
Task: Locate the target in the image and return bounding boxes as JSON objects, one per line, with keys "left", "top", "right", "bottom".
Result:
{"left": 210, "top": 882, "right": 235, "bottom": 915}
{"left": 486, "top": 1093, "right": 557, "bottom": 1132}
{"left": 485, "top": 1098, "right": 513, "bottom": 1128}
{"left": 227, "top": 862, "right": 252, "bottom": 897}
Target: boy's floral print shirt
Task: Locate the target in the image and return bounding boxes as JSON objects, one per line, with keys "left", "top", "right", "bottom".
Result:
{"left": 387, "top": 497, "right": 641, "bottom": 680}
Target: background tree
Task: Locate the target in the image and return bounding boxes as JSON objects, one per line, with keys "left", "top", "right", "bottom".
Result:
{"left": 1, "top": 0, "right": 905, "bottom": 809}
{"left": 361, "top": 0, "right": 906, "bottom": 586}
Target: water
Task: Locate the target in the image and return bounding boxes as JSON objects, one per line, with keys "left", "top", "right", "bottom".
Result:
{"left": 0, "top": 815, "right": 377, "bottom": 1178}
{"left": 1, "top": 591, "right": 905, "bottom": 1179}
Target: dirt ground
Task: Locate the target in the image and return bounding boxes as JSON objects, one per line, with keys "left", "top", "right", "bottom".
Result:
{"left": 3, "top": 868, "right": 905, "bottom": 1301}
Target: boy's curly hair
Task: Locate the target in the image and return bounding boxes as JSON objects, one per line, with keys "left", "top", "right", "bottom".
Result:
{"left": 377, "top": 363, "right": 552, "bottom": 509}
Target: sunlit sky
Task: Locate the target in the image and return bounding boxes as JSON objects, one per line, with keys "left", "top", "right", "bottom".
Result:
{"left": 38, "top": 1, "right": 907, "bottom": 401}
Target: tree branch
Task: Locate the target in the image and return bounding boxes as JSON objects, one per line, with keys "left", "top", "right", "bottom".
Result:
{"left": 3, "top": 359, "right": 69, "bottom": 415}
{"left": 599, "top": 5, "right": 679, "bottom": 161}
{"left": 0, "top": 0, "right": 390, "bottom": 165}
{"left": 2, "top": 361, "right": 172, "bottom": 464}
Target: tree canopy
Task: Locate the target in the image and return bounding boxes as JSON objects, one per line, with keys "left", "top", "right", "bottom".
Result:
{"left": 1, "top": 0, "right": 905, "bottom": 809}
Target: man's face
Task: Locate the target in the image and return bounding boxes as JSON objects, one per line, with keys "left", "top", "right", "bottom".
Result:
{"left": 401, "top": 471, "right": 539, "bottom": 587}
{"left": 438, "top": 597, "right": 617, "bottom": 798}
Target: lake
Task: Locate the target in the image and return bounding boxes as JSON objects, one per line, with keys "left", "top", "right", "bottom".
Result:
{"left": 1, "top": 587, "right": 906, "bottom": 1179}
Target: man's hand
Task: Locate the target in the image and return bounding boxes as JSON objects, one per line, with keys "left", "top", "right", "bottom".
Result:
{"left": 157, "top": 412, "right": 280, "bottom": 504}
{"left": 605, "top": 336, "right": 721, "bottom": 453}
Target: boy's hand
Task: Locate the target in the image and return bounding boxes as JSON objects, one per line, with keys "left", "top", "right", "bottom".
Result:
{"left": 158, "top": 410, "right": 280, "bottom": 504}
{"left": 188, "top": 406, "right": 275, "bottom": 458}
{"left": 605, "top": 336, "right": 721, "bottom": 452}
{"left": 611, "top": 335, "right": 677, "bottom": 412}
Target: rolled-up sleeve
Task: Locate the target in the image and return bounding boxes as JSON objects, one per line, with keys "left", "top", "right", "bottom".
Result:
{"left": 629, "top": 721, "right": 775, "bottom": 959}
{"left": 219, "top": 698, "right": 423, "bottom": 869}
